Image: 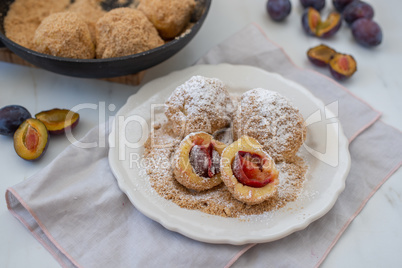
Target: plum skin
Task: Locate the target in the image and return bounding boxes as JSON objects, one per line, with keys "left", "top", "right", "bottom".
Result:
{"left": 0, "top": 105, "right": 31, "bottom": 136}
{"left": 343, "top": 1, "right": 374, "bottom": 25}
{"left": 351, "top": 18, "right": 382, "bottom": 47}
{"left": 267, "top": 0, "right": 292, "bottom": 22}
{"left": 300, "top": 0, "right": 325, "bottom": 11}
{"left": 333, "top": 0, "right": 354, "bottom": 12}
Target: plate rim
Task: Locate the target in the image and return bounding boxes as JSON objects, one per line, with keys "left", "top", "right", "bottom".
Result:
{"left": 108, "top": 63, "right": 351, "bottom": 245}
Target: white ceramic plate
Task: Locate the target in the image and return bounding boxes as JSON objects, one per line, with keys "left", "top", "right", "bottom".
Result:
{"left": 108, "top": 64, "right": 351, "bottom": 245}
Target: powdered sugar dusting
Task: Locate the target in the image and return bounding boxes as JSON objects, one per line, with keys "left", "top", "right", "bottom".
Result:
{"left": 165, "top": 76, "right": 234, "bottom": 136}
{"left": 173, "top": 75, "right": 233, "bottom": 115}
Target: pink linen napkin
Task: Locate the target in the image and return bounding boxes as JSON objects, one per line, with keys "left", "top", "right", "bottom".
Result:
{"left": 6, "top": 24, "right": 402, "bottom": 268}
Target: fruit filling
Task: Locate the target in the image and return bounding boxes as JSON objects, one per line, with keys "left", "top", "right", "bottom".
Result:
{"left": 189, "top": 143, "right": 220, "bottom": 178}
{"left": 24, "top": 125, "right": 39, "bottom": 151}
{"left": 232, "top": 151, "right": 277, "bottom": 188}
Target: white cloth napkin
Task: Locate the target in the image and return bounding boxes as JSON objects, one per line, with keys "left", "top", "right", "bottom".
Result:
{"left": 6, "top": 24, "right": 402, "bottom": 268}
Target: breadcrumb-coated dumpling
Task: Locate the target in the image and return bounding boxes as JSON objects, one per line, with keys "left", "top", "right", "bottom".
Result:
{"left": 233, "top": 88, "right": 306, "bottom": 162}
{"left": 95, "top": 8, "right": 164, "bottom": 59}
{"left": 4, "top": 0, "right": 70, "bottom": 50}
{"left": 165, "top": 76, "right": 234, "bottom": 138}
{"left": 67, "top": 0, "right": 107, "bottom": 42}
{"left": 138, "top": 0, "right": 196, "bottom": 39}
{"left": 33, "top": 11, "right": 95, "bottom": 59}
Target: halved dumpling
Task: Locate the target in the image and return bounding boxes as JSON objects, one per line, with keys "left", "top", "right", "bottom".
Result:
{"left": 173, "top": 132, "right": 226, "bottom": 191}
{"left": 220, "top": 136, "right": 279, "bottom": 205}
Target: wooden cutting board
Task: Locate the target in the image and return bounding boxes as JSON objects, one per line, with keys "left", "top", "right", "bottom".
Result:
{"left": 0, "top": 47, "right": 145, "bottom": 86}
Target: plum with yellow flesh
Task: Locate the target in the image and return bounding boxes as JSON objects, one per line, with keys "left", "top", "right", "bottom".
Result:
{"left": 302, "top": 8, "right": 342, "bottom": 38}
{"left": 329, "top": 53, "right": 357, "bottom": 80}
{"left": 14, "top": 119, "right": 49, "bottom": 161}
{"left": 35, "top": 109, "right": 79, "bottom": 135}
{"left": 307, "top": 44, "right": 337, "bottom": 67}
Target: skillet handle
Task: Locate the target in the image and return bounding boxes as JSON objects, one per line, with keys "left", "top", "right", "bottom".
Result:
{"left": 0, "top": 40, "right": 5, "bottom": 48}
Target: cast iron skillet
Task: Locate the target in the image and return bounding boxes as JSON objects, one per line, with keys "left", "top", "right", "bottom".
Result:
{"left": 0, "top": 0, "right": 211, "bottom": 78}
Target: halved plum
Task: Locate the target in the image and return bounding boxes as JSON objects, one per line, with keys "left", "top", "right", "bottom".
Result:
{"left": 35, "top": 109, "right": 79, "bottom": 135}
{"left": 302, "top": 8, "right": 342, "bottom": 38}
{"left": 329, "top": 53, "right": 357, "bottom": 80}
{"left": 302, "top": 7, "right": 321, "bottom": 36}
{"left": 232, "top": 151, "right": 278, "bottom": 188}
{"left": 13, "top": 118, "right": 48, "bottom": 161}
{"left": 317, "top": 12, "right": 342, "bottom": 38}
{"left": 307, "top": 44, "right": 337, "bottom": 67}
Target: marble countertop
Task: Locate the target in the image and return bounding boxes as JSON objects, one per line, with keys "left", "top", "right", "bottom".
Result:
{"left": 1, "top": 0, "right": 401, "bottom": 267}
